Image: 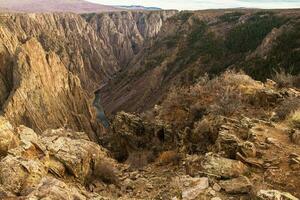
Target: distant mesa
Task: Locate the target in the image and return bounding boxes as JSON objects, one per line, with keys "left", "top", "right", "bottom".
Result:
{"left": 0, "top": 0, "right": 121, "bottom": 13}
{"left": 117, "top": 5, "right": 162, "bottom": 11}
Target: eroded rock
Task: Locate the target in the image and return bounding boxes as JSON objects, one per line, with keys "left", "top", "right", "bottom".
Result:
{"left": 42, "top": 135, "right": 116, "bottom": 183}
{"left": 0, "top": 117, "right": 19, "bottom": 157}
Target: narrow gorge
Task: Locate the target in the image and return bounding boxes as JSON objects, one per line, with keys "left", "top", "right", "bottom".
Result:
{"left": 0, "top": 10, "right": 177, "bottom": 141}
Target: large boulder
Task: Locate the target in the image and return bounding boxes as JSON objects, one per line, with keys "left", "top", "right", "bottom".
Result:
{"left": 201, "top": 153, "right": 248, "bottom": 178}
{"left": 42, "top": 134, "right": 116, "bottom": 183}
{"left": 171, "top": 176, "right": 209, "bottom": 200}
{"left": 110, "top": 111, "right": 174, "bottom": 164}
{"left": 219, "top": 176, "right": 252, "bottom": 194}
{"left": 0, "top": 124, "right": 49, "bottom": 195}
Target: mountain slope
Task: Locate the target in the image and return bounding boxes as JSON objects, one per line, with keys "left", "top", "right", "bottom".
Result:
{"left": 100, "top": 9, "right": 300, "bottom": 114}
{"left": 0, "top": 0, "right": 121, "bottom": 13}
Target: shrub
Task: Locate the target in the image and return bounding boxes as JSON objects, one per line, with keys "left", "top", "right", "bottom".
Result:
{"left": 288, "top": 110, "right": 300, "bottom": 129}
{"left": 275, "top": 97, "right": 300, "bottom": 120}
{"left": 156, "top": 151, "right": 182, "bottom": 166}
{"left": 93, "top": 161, "right": 119, "bottom": 185}
{"left": 188, "top": 119, "right": 214, "bottom": 153}
{"left": 158, "top": 71, "right": 253, "bottom": 128}
{"left": 272, "top": 69, "right": 296, "bottom": 88}
{"left": 209, "top": 85, "right": 242, "bottom": 116}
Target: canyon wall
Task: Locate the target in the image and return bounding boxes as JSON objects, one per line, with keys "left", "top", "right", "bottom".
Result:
{"left": 0, "top": 11, "right": 176, "bottom": 140}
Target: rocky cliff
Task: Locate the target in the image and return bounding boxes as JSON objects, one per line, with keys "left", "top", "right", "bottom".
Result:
{"left": 0, "top": 11, "right": 176, "bottom": 140}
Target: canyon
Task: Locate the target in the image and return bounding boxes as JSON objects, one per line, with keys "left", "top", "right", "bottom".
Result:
{"left": 0, "top": 6, "right": 300, "bottom": 200}
{"left": 0, "top": 10, "right": 177, "bottom": 141}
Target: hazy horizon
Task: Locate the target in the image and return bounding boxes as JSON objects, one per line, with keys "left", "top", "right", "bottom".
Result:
{"left": 87, "top": 0, "right": 300, "bottom": 10}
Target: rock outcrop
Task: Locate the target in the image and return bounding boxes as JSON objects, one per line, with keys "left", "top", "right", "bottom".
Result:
{"left": 0, "top": 116, "right": 116, "bottom": 199}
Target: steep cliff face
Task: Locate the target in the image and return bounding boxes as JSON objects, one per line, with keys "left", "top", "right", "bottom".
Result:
{"left": 3, "top": 38, "right": 99, "bottom": 140}
{"left": 0, "top": 11, "right": 176, "bottom": 139}
{"left": 84, "top": 10, "right": 177, "bottom": 68}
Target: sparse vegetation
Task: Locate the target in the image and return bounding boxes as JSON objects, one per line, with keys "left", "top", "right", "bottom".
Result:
{"left": 158, "top": 71, "right": 257, "bottom": 128}
{"left": 157, "top": 150, "right": 182, "bottom": 165}
{"left": 93, "top": 161, "right": 119, "bottom": 185}
{"left": 275, "top": 97, "right": 300, "bottom": 120}
{"left": 288, "top": 110, "right": 300, "bottom": 129}
{"left": 185, "top": 118, "right": 219, "bottom": 153}
{"left": 272, "top": 69, "right": 297, "bottom": 88}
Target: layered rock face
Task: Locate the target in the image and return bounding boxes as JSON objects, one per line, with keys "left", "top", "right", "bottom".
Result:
{"left": 85, "top": 11, "right": 177, "bottom": 67}
{"left": 0, "top": 11, "right": 176, "bottom": 139}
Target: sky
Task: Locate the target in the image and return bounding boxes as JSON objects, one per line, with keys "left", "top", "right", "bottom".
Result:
{"left": 87, "top": 0, "right": 300, "bottom": 10}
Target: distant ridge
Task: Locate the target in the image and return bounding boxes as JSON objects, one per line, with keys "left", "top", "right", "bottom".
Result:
{"left": 0, "top": 0, "right": 121, "bottom": 13}
{"left": 117, "top": 5, "right": 162, "bottom": 11}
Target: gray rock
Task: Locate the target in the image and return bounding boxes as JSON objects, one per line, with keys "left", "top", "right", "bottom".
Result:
{"left": 219, "top": 176, "right": 252, "bottom": 194}
{"left": 181, "top": 177, "right": 209, "bottom": 200}
{"left": 201, "top": 153, "right": 248, "bottom": 178}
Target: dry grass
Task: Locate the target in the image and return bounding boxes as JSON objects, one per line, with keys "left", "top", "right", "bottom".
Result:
{"left": 275, "top": 97, "right": 300, "bottom": 120}
{"left": 158, "top": 71, "right": 252, "bottom": 129}
{"left": 272, "top": 69, "right": 300, "bottom": 88}
{"left": 288, "top": 109, "right": 300, "bottom": 129}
